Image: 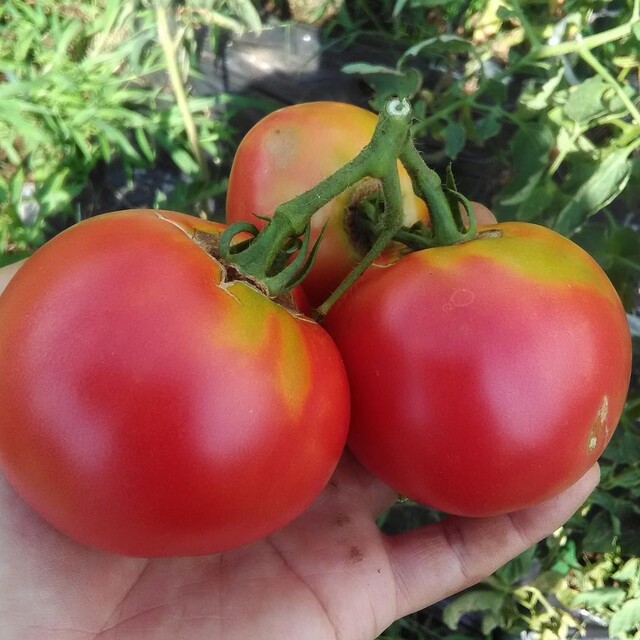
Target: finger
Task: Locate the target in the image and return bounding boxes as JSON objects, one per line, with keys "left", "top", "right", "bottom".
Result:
{"left": 0, "top": 260, "right": 25, "bottom": 294}
{"left": 384, "top": 464, "right": 600, "bottom": 619}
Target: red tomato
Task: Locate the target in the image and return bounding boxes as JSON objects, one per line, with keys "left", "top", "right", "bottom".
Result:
{"left": 0, "top": 210, "right": 350, "bottom": 556}
{"left": 226, "top": 101, "right": 429, "bottom": 307}
{"left": 325, "top": 222, "right": 632, "bottom": 516}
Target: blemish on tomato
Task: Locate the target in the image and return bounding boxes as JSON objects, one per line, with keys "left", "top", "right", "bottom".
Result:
{"left": 588, "top": 395, "right": 610, "bottom": 453}
{"left": 443, "top": 288, "right": 475, "bottom": 311}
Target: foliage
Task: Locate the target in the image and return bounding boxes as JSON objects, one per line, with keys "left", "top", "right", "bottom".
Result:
{"left": 0, "top": 0, "right": 265, "bottom": 262}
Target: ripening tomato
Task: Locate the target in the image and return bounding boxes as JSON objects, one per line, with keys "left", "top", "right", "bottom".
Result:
{"left": 0, "top": 209, "right": 350, "bottom": 556}
{"left": 325, "top": 222, "right": 632, "bottom": 516}
{"left": 226, "top": 101, "right": 429, "bottom": 307}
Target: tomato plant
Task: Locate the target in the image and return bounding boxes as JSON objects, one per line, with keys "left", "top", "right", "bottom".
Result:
{"left": 325, "top": 222, "right": 632, "bottom": 516}
{"left": 0, "top": 209, "right": 350, "bottom": 557}
{"left": 226, "top": 101, "right": 429, "bottom": 307}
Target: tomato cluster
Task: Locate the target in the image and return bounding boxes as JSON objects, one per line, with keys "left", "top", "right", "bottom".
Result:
{"left": 0, "top": 102, "right": 632, "bottom": 557}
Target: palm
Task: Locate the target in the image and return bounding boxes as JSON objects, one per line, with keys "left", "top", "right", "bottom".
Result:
{"left": 0, "top": 451, "right": 598, "bottom": 640}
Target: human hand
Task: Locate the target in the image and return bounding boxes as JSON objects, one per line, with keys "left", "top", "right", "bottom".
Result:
{"left": 0, "top": 261, "right": 599, "bottom": 640}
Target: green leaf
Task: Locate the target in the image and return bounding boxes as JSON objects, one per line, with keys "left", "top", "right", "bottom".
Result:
{"left": 443, "top": 589, "right": 506, "bottom": 630}
{"left": 443, "top": 120, "right": 465, "bottom": 159}
{"left": 582, "top": 510, "right": 618, "bottom": 553}
{"left": 496, "top": 124, "right": 554, "bottom": 207}
{"left": 564, "top": 77, "right": 610, "bottom": 123}
{"left": 167, "top": 146, "right": 199, "bottom": 175}
{"left": 392, "top": 0, "right": 410, "bottom": 18}
{"left": 609, "top": 598, "right": 640, "bottom": 637}
{"left": 474, "top": 111, "right": 502, "bottom": 140}
{"left": 572, "top": 587, "right": 627, "bottom": 609}
{"left": 549, "top": 539, "right": 579, "bottom": 575}
{"left": 553, "top": 147, "right": 632, "bottom": 236}
{"left": 342, "top": 66, "right": 423, "bottom": 110}
{"left": 612, "top": 558, "right": 640, "bottom": 583}
{"left": 494, "top": 546, "right": 537, "bottom": 585}
{"left": 400, "top": 34, "right": 473, "bottom": 65}
{"left": 0, "top": 251, "right": 32, "bottom": 267}
{"left": 564, "top": 77, "right": 634, "bottom": 124}
{"left": 520, "top": 66, "right": 565, "bottom": 112}
{"left": 481, "top": 610, "right": 500, "bottom": 636}
{"left": 228, "top": 0, "right": 262, "bottom": 32}
{"left": 342, "top": 62, "right": 397, "bottom": 75}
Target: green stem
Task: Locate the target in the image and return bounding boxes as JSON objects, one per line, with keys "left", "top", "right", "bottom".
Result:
{"left": 533, "top": 20, "right": 638, "bottom": 59}
{"left": 315, "top": 168, "right": 405, "bottom": 318}
{"left": 400, "top": 143, "right": 476, "bottom": 245}
{"left": 222, "top": 97, "right": 477, "bottom": 301}
{"left": 222, "top": 98, "right": 414, "bottom": 294}
{"left": 508, "top": 0, "right": 541, "bottom": 49}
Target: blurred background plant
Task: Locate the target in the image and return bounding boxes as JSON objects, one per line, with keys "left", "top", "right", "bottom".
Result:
{"left": 0, "top": 0, "right": 266, "bottom": 266}
{"left": 1, "top": 0, "right": 639, "bottom": 638}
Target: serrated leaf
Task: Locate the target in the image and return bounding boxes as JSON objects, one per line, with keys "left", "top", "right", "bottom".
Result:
{"left": 609, "top": 598, "right": 640, "bottom": 637}
{"left": 443, "top": 590, "right": 506, "bottom": 630}
{"left": 553, "top": 147, "right": 632, "bottom": 236}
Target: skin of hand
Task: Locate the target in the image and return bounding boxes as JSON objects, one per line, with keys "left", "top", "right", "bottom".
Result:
{"left": 0, "top": 246, "right": 599, "bottom": 640}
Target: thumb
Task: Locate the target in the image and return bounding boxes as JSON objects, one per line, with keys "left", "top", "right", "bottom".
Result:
{"left": 383, "top": 463, "right": 600, "bottom": 619}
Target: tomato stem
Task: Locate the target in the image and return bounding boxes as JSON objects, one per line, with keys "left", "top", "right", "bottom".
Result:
{"left": 220, "top": 98, "right": 413, "bottom": 296}
{"left": 220, "top": 97, "right": 477, "bottom": 302}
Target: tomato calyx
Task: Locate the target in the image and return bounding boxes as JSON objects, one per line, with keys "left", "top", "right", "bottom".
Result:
{"left": 191, "top": 228, "right": 303, "bottom": 313}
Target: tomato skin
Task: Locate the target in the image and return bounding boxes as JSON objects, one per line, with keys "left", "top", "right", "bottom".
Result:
{"left": 226, "top": 101, "right": 429, "bottom": 307}
{"left": 0, "top": 210, "right": 350, "bottom": 556}
{"left": 325, "top": 222, "right": 632, "bottom": 516}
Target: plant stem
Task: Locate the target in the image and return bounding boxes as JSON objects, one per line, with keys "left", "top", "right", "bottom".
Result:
{"left": 155, "top": 2, "right": 210, "bottom": 182}
{"left": 315, "top": 168, "right": 405, "bottom": 318}
{"left": 222, "top": 98, "right": 477, "bottom": 300}
{"left": 508, "top": 0, "right": 541, "bottom": 49}
{"left": 534, "top": 21, "right": 638, "bottom": 59}
{"left": 401, "top": 142, "right": 476, "bottom": 245}
{"left": 221, "top": 98, "right": 414, "bottom": 294}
